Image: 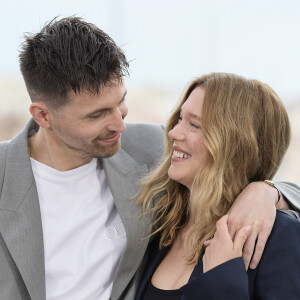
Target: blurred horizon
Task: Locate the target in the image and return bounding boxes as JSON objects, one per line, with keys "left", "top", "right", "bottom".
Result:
{"left": 1, "top": 0, "right": 299, "bottom": 182}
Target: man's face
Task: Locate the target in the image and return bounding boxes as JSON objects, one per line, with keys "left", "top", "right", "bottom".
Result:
{"left": 48, "top": 82, "right": 128, "bottom": 159}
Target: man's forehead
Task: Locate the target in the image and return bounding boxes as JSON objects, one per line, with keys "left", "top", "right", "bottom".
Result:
{"left": 71, "top": 79, "right": 125, "bottom": 94}
{"left": 68, "top": 83, "right": 126, "bottom": 102}
{"left": 61, "top": 84, "right": 126, "bottom": 116}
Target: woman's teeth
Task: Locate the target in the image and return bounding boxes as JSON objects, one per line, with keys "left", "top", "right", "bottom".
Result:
{"left": 173, "top": 150, "right": 191, "bottom": 159}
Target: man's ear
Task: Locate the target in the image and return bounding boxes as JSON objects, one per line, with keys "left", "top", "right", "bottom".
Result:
{"left": 29, "top": 102, "right": 52, "bottom": 129}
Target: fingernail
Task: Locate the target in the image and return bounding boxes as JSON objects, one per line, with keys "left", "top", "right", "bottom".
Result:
{"left": 250, "top": 262, "right": 257, "bottom": 269}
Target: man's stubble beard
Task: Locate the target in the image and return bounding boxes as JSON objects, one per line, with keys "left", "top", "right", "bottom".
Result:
{"left": 64, "top": 138, "right": 121, "bottom": 159}
{"left": 90, "top": 139, "right": 121, "bottom": 158}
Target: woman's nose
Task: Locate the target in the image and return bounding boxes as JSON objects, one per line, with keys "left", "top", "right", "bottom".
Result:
{"left": 168, "top": 122, "right": 185, "bottom": 141}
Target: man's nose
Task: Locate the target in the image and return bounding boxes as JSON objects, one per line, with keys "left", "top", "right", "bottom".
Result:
{"left": 107, "top": 106, "right": 127, "bottom": 133}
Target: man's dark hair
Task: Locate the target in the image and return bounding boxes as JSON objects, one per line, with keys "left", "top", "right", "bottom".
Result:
{"left": 19, "top": 16, "right": 129, "bottom": 109}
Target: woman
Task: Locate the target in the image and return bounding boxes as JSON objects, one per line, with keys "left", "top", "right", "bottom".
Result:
{"left": 136, "top": 73, "right": 300, "bottom": 299}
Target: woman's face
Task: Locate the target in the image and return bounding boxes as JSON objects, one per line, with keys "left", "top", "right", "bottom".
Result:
{"left": 168, "top": 86, "right": 208, "bottom": 189}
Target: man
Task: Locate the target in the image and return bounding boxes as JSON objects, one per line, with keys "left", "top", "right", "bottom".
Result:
{"left": 0, "top": 17, "right": 299, "bottom": 300}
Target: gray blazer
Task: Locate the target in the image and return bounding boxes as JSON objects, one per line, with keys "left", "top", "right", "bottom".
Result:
{"left": 0, "top": 120, "right": 299, "bottom": 300}
{"left": 0, "top": 120, "right": 164, "bottom": 300}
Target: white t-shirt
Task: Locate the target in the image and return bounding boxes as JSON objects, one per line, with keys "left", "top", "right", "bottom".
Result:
{"left": 31, "top": 158, "right": 127, "bottom": 300}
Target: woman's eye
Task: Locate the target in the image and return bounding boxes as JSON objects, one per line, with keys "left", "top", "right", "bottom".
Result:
{"left": 190, "top": 122, "right": 200, "bottom": 129}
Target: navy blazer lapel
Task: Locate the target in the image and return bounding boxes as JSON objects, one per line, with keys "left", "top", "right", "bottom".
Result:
{"left": 135, "top": 237, "right": 168, "bottom": 300}
{"left": 0, "top": 121, "right": 46, "bottom": 300}
{"left": 135, "top": 240, "right": 204, "bottom": 300}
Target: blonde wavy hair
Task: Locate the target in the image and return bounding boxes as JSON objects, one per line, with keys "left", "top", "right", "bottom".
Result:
{"left": 137, "top": 72, "right": 291, "bottom": 264}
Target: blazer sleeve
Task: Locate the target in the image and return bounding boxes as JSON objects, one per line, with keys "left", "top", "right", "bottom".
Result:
{"left": 249, "top": 211, "right": 300, "bottom": 299}
{"left": 275, "top": 182, "right": 300, "bottom": 217}
{"left": 181, "top": 257, "right": 250, "bottom": 300}
{"left": 181, "top": 212, "right": 300, "bottom": 300}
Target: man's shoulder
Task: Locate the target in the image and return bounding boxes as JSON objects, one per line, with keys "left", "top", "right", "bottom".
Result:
{"left": 0, "top": 120, "right": 33, "bottom": 149}
{"left": 0, "top": 141, "right": 9, "bottom": 162}
{"left": 124, "top": 122, "right": 164, "bottom": 137}
{"left": 121, "top": 122, "right": 165, "bottom": 167}
{"left": 122, "top": 122, "right": 164, "bottom": 147}
{"left": 0, "top": 140, "right": 9, "bottom": 148}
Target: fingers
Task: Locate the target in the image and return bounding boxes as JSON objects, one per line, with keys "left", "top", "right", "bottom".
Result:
{"left": 204, "top": 215, "right": 229, "bottom": 248}
{"left": 215, "top": 215, "right": 230, "bottom": 238}
{"left": 234, "top": 226, "right": 251, "bottom": 250}
{"left": 217, "top": 214, "right": 229, "bottom": 226}
{"left": 227, "top": 214, "right": 240, "bottom": 240}
{"left": 234, "top": 226, "right": 251, "bottom": 270}
{"left": 249, "top": 228, "right": 271, "bottom": 269}
{"left": 241, "top": 230, "right": 257, "bottom": 270}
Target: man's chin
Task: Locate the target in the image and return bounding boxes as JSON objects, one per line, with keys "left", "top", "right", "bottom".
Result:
{"left": 93, "top": 140, "right": 121, "bottom": 158}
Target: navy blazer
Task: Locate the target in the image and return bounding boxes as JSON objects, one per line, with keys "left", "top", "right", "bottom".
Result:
{"left": 136, "top": 211, "right": 300, "bottom": 300}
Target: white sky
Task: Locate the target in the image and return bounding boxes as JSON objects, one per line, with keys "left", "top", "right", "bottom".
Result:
{"left": 1, "top": 0, "right": 300, "bottom": 103}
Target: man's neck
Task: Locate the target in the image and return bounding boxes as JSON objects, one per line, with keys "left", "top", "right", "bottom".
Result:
{"left": 29, "top": 129, "right": 93, "bottom": 172}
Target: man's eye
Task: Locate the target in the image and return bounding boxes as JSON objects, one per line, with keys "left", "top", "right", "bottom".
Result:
{"left": 89, "top": 114, "right": 102, "bottom": 119}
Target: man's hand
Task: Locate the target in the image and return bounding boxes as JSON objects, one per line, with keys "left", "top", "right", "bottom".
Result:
{"left": 203, "top": 215, "right": 250, "bottom": 273}
{"left": 227, "top": 181, "right": 277, "bottom": 269}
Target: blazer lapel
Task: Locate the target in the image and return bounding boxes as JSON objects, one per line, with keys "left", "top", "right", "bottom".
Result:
{"left": 0, "top": 121, "right": 46, "bottom": 300}
{"left": 102, "top": 149, "right": 153, "bottom": 300}
{"left": 135, "top": 238, "right": 168, "bottom": 300}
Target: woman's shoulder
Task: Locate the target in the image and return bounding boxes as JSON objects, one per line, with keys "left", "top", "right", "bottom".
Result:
{"left": 270, "top": 210, "right": 300, "bottom": 239}
{"left": 261, "top": 210, "right": 300, "bottom": 257}
{"left": 249, "top": 210, "right": 300, "bottom": 277}
{"left": 247, "top": 211, "right": 300, "bottom": 298}
{"left": 252, "top": 211, "right": 300, "bottom": 273}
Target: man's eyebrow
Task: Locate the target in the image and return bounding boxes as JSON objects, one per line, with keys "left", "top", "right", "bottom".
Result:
{"left": 87, "top": 90, "right": 127, "bottom": 116}
{"left": 86, "top": 107, "right": 109, "bottom": 117}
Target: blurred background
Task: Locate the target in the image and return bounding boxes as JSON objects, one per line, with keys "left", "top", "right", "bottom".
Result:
{"left": 0, "top": 0, "right": 299, "bottom": 182}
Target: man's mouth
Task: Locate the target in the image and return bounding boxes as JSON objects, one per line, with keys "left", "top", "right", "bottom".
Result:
{"left": 99, "top": 133, "right": 121, "bottom": 143}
